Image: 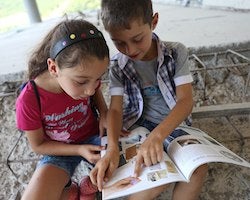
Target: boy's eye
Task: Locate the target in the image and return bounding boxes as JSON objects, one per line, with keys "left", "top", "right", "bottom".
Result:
{"left": 114, "top": 41, "right": 125, "bottom": 46}
{"left": 134, "top": 37, "right": 143, "bottom": 43}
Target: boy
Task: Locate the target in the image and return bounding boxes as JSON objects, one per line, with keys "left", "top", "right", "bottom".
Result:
{"left": 90, "top": 0, "right": 208, "bottom": 199}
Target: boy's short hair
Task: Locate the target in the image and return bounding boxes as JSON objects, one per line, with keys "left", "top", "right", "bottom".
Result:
{"left": 101, "top": 0, "right": 153, "bottom": 30}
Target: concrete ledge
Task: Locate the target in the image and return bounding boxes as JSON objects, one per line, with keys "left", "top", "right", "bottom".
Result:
{"left": 192, "top": 102, "right": 250, "bottom": 118}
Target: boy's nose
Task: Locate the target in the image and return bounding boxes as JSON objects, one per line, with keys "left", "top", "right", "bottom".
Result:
{"left": 125, "top": 43, "right": 136, "bottom": 55}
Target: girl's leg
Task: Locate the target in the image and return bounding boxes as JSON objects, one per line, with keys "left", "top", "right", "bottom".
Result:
{"left": 21, "top": 164, "right": 70, "bottom": 200}
{"left": 172, "top": 164, "right": 208, "bottom": 200}
{"left": 60, "top": 181, "right": 79, "bottom": 200}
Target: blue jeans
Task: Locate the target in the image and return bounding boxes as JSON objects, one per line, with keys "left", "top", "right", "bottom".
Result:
{"left": 135, "top": 118, "right": 189, "bottom": 151}
{"left": 37, "top": 135, "right": 101, "bottom": 177}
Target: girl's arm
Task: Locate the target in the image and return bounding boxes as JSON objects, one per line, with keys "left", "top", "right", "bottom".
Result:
{"left": 25, "top": 128, "right": 103, "bottom": 164}
{"left": 92, "top": 87, "right": 108, "bottom": 137}
{"left": 90, "top": 95, "right": 123, "bottom": 191}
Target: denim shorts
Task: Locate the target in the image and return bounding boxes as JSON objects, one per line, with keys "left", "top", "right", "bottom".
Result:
{"left": 135, "top": 118, "right": 189, "bottom": 150}
{"left": 37, "top": 135, "right": 101, "bottom": 177}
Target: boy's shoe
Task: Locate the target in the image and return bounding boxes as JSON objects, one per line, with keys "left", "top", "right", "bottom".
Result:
{"left": 68, "top": 181, "right": 79, "bottom": 200}
{"left": 79, "top": 176, "right": 98, "bottom": 200}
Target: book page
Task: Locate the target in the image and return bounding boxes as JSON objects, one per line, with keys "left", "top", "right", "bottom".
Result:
{"left": 101, "top": 127, "right": 187, "bottom": 200}
{"left": 166, "top": 126, "right": 250, "bottom": 180}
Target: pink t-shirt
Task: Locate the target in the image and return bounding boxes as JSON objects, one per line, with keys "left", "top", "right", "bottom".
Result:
{"left": 16, "top": 82, "right": 99, "bottom": 144}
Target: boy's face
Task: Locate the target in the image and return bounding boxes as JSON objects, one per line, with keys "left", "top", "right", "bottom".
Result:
{"left": 107, "top": 17, "right": 157, "bottom": 61}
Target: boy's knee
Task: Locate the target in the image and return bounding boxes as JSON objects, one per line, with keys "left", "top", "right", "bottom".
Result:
{"left": 129, "top": 184, "right": 169, "bottom": 200}
{"left": 193, "top": 164, "right": 208, "bottom": 179}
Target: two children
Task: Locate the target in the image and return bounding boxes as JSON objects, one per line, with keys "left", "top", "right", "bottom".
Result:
{"left": 16, "top": 18, "right": 109, "bottom": 200}
{"left": 17, "top": 0, "right": 207, "bottom": 199}
{"left": 90, "top": 0, "right": 208, "bottom": 199}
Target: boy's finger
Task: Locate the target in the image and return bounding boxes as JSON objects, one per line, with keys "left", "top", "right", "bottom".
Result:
{"left": 144, "top": 157, "right": 152, "bottom": 167}
{"left": 104, "top": 166, "right": 112, "bottom": 181}
{"left": 97, "top": 165, "right": 106, "bottom": 191}
{"left": 134, "top": 155, "right": 143, "bottom": 177}
{"left": 151, "top": 154, "right": 158, "bottom": 165}
{"left": 157, "top": 151, "right": 163, "bottom": 163}
{"left": 90, "top": 167, "right": 97, "bottom": 185}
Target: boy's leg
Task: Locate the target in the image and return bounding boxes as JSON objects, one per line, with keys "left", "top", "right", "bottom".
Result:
{"left": 172, "top": 164, "right": 208, "bottom": 200}
{"left": 127, "top": 164, "right": 207, "bottom": 200}
{"left": 21, "top": 164, "right": 70, "bottom": 200}
{"left": 128, "top": 184, "right": 169, "bottom": 200}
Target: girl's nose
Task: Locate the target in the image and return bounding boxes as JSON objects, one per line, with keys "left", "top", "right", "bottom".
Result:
{"left": 84, "top": 81, "right": 99, "bottom": 96}
{"left": 84, "top": 88, "right": 95, "bottom": 96}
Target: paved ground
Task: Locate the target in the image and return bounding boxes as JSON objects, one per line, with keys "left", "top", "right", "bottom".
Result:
{"left": 0, "top": 3, "right": 250, "bottom": 78}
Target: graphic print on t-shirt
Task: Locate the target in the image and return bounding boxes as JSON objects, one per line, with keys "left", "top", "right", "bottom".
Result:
{"left": 44, "top": 102, "right": 91, "bottom": 143}
{"left": 133, "top": 59, "right": 169, "bottom": 124}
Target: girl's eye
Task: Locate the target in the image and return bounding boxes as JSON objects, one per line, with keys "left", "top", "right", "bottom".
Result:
{"left": 75, "top": 81, "right": 88, "bottom": 85}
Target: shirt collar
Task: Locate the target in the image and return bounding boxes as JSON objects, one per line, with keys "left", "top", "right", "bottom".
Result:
{"left": 153, "top": 33, "right": 172, "bottom": 66}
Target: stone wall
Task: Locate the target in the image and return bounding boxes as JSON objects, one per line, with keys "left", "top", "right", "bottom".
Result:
{"left": 0, "top": 44, "right": 249, "bottom": 199}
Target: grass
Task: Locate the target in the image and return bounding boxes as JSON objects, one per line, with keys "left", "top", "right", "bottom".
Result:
{"left": 0, "top": 0, "right": 100, "bottom": 33}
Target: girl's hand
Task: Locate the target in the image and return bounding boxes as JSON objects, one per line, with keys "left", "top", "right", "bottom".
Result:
{"left": 90, "top": 147, "right": 120, "bottom": 191}
{"left": 78, "top": 144, "right": 105, "bottom": 164}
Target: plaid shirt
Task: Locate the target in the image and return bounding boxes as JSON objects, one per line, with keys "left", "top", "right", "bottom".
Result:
{"left": 110, "top": 33, "right": 192, "bottom": 130}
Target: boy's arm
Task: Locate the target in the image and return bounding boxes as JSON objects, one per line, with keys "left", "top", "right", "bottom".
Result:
{"left": 92, "top": 88, "right": 108, "bottom": 137}
{"left": 90, "top": 95, "right": 123, "bottom": 191}
{"left": 134, "top": 83, "right": 193, "bottom": 177}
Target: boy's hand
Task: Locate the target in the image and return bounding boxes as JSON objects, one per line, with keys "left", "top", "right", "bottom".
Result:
{"left": 90, "top": 147, "right": 120, "bottom": 191}
{"left": 134, "top": 132, "right": 164, "bottom": 177}
{"left": 78, "top": 144, "right": 105, "bottom": 164}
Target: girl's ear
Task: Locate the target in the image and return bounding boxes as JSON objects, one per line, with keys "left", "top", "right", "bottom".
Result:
{"left": 151, "top": 13, "right": 159, "bottom": 30}
{"left": 47, "top": 58, "right": 59, "bottom": 77}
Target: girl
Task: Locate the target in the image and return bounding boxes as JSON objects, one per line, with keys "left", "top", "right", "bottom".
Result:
{"left": 16, "top": 17, "right": 109, "bottom": 200}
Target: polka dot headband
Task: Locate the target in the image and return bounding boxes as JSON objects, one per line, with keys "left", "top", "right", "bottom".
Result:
{"left": 50, "top": 28, "right": 104, "bottom": 59}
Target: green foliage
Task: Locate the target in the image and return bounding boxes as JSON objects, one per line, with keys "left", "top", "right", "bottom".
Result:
{"left": 66, "top": 0, "right": 100, "bottom": 13}
{"left": 0, "top": 0, "right": 24, "bottom": 18}
{"left": 0, "top": 0, "right": 100, "bottom": 33}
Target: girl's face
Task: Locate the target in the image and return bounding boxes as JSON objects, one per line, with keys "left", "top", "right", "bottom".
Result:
{"left": 56, "top": 56, "right": 109, "bottom": 100}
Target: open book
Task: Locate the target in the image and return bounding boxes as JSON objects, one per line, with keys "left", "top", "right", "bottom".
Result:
{"left": 101, "top": 126, "right": 250, "bottom": 200}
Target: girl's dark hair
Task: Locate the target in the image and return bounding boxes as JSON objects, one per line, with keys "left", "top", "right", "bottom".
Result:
{"left": 28, "top": 16, "right": 109, "bottom": 79}
{"left": 101, "top": 0, "right": 153, "bottom": 30}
